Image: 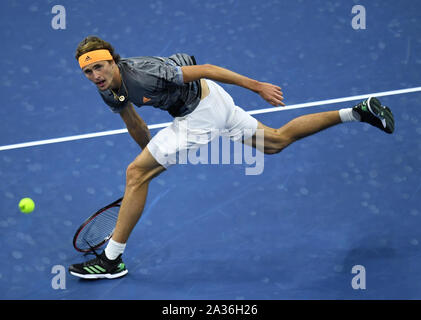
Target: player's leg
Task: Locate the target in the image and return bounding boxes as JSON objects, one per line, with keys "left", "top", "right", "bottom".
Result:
{"left": 245, "top": 97, "right": 394, "bottom": 154}
{"left": 69, "top": 147, "right": 165, "bottom": 279}
{"left": 245, "top": 110, "right": 342, "bottom": 154}
{"left": 111, "top": 147, "right": 166, "bottom": 244}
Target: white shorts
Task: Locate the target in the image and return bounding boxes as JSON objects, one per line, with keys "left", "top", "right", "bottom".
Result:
{"left": 147, "top": 80, "right": 258, "bottom": 168}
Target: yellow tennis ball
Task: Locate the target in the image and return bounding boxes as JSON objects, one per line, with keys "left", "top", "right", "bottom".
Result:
{"left": 19, "top": 198, "right": 35, "bottom": 214}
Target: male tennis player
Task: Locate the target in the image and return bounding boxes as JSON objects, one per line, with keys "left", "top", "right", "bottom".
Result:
{"left": 69, "top": 36, "right": 394, "bottom": 279}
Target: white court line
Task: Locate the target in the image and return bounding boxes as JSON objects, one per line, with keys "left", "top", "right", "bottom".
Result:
{"left": 1, "top": 86, "right": 420, "bottom": 152}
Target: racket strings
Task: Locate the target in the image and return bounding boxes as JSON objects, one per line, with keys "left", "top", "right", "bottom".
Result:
{"left": 75, "top": 206, "right": 119, "bottom": 250}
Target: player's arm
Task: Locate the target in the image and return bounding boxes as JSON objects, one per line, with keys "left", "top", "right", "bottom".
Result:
{"left": 119, "top": 102, "right": 151, "bottom": 149}
{"left": 180, "top": 64, "right": 285, "bottom": 106}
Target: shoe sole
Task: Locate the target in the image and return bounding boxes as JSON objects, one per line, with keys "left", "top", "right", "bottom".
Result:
{"left": 70, "top": 269, "right": 128, "bottom": 279}
{"left": 367, "top": 97, "right": 387, "bottom": 128}
{"left": 366, "top": 97, "right": 394, "bottom": 133}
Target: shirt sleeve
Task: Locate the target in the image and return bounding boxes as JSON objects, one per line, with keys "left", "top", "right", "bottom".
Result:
{"left": 146, "top": 60, "right": 184, "bottom": 87}
{"left": 172, "top": 66, "right": 184, "bottom": 85}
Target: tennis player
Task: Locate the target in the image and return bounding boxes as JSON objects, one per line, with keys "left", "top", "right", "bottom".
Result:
{"left": 69, "top": 36, "right": 394, "bottom": 279}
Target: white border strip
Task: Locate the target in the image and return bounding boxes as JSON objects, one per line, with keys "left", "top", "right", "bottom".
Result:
{"left": 1, "top": 86, "right": 420, "bottom": 152}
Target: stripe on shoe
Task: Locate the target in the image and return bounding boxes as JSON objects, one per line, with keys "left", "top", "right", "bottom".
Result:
{"left": 83, "top": 265, "right": 106, "bottom": 274}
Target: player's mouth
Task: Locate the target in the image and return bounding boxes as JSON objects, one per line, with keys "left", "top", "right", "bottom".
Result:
{"left": 96, "top": 80, "right": 107, "bottom": 89}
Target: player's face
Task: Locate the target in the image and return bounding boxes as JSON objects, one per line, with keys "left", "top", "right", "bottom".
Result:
{"left": 82, "top": 60, "right": 116, "bottom": 91}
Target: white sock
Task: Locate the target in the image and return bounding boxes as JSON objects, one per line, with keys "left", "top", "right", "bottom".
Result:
{"left": 104, "top": 239, "right": 126, "bottom": 260}
{"left": 339, "top": 108, "right": 361, "bottom": 123}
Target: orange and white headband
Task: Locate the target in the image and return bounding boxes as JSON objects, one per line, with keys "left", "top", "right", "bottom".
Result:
{"left": 78, "top": 49, "right": 113, "bottom": 69}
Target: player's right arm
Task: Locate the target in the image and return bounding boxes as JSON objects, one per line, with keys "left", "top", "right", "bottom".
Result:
{"left": 181, "top": 64, "right": 285, "bottom": 106}
{"left": 119, "top": 103, "right": 151, "bottom": 150}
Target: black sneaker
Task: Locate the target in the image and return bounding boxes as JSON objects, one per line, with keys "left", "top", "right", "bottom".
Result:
{"left": 69, "top": 251, "right": 128, "bottom": 279}
{"left": 352, "top": 97, "right": 395, "bottom": 134}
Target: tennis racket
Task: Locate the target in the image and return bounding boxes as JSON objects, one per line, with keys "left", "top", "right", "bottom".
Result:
{"left": 73, "top": 197, "right": 123, "bottom": 253}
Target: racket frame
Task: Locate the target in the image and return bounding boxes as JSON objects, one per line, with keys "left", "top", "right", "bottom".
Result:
{"left": 72, "top": 197, "right": 123, "bottom": 253}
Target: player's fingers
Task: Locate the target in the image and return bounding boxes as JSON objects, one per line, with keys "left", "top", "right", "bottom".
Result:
{"left": 273, "top": 92, "right": 284, "bottom": 101}
{"left": 275, "top": 94, "right": 285, "bottom": 106}
{"left": 266, "top": 83, "right": 282, "bottom": 93}
{"left": 269, "top": 98, "right": 285, "bottom": 106}
{"left": 267, "top": 98, "right": 276, "bottom": 106}
{"left": 272, "top": 86, "right": 283, "bottom": 94}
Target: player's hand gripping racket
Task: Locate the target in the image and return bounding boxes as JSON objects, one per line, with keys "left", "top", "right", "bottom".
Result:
{"left": 73, "top": 197, "right": 123, "bottom": 253}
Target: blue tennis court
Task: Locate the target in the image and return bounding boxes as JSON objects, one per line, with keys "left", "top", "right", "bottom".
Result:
{"left": 1, "top": 0, "right": 421, "bottom": 299}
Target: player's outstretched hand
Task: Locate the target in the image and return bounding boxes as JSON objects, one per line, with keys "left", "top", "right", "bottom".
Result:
{"left": 257, "top": 82, "right": 285, "bottom": 106}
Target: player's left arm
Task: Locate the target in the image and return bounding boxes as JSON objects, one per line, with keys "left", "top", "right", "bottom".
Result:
{"left": 120, "top": 102, "right": 151, "bottom": 150}
{"left": 180, "top": 64, "right": 285, "bottom": 106}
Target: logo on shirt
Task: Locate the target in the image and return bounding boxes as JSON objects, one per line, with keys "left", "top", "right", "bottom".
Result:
{"left": 142, "top": 97, "right": 151, "bottom": 104}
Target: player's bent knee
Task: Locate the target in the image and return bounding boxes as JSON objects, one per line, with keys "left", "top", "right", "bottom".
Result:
{"left": 263, "top": 147, "right": 282, "bottom": 155}
{"left": 263, "top": 131, "right": 291, "bottom": 155}
{"left": 125, "top": 163, "right": 143, "bottom": 188}
{"left": 125, "top": 153, "right": 166, "bottom": 188}
{"left": 263, "top": 144, "right": 288, "bottom": 154}
{"left": 125, "top": 162, "right": 154, "bottom": 188}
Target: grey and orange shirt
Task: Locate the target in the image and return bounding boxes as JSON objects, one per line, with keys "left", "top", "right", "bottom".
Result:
{"left": 99, "top": 53, "right": 201, "bottom": 117}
